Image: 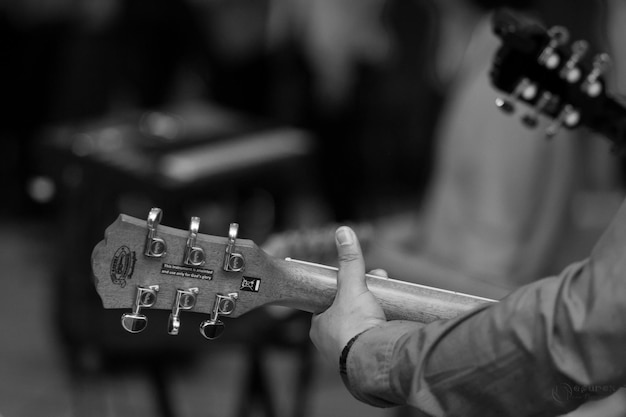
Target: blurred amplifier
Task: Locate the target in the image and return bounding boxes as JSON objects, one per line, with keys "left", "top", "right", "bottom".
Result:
{"left": 42, "top": 100, "right": 315, "bottom": 190}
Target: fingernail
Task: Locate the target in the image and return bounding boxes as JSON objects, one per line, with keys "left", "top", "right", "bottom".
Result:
{"left": 336, "top": 227, "right": 354, "bottom": 246}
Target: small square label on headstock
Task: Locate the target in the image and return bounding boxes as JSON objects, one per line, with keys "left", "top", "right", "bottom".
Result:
{"left": 240, "top": 277, "right": 261, "bottom": 292}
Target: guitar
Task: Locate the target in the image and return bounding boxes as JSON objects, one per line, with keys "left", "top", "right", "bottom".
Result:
{"left": 91, "top": 12, "right": 626, "bottom": 341}
{"left": 91, "top": 208, "right": 495, "bottom": 340}
{"left": 489, "top": 9, "right": 626, "bottom": 147}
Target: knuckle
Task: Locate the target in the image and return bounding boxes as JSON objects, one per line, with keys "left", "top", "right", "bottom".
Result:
{"left": 338, "top": 252, "right": 361, "bottom": 264}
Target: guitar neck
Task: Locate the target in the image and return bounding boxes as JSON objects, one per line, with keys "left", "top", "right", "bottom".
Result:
{"left": 91, "top": 211, "right": 498, "bottom": 340}
{"left": 272, "top": 258, "right": 496, "bottom": 323}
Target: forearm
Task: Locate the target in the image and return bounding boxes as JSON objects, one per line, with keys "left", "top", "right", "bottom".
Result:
{"left": 346, "top": 265, "right": 589, "bottom": 415}
{"left": 346, "top": 201, "right": 626, "bottom": 416}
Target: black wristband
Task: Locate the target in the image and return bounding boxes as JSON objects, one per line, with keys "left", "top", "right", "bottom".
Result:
{"left": 339, "top": 331, "right": 367, "bottom": 384}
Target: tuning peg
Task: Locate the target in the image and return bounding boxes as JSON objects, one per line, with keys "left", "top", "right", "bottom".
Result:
{"left": 495, "top": 97, "right": 515, "bottom": 113}
{"left": 199, "top": 320, "right": 225, "bottom": 340}
{"left": 144, "top": 208, "right": 167, "bottom": 258}
{"left": 581, "top": 53, "right": 611, "bottom": 97}
{"left": 559, "top": 40, "right": 589, "bottom": 83}
{"left": 121, "top": 285, "right": 160, "bottom": 333}
{"left": 495, "top": 78, "right": 538, "bottom": 114}
{"left": 183, "top": 217, "right": 205, "bottom": 266}
{"left": 168, "top": 287, "right": 199, "bottom": 335}
{"left": 521, "top": 91, "right": 556, "bottom": 128}
{"left": 545, "top": 105, "right": 581, "bottom": 138}
{"left": 538, "top": 26, "right": 569, "bottom": 69}
{"left": 199, "top": 293, "right": 238, "bottom": 340}
{"left": 223, "top": 223, "right": 245, "bottom": 272}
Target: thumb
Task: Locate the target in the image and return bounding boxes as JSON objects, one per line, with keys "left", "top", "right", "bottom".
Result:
{"left": 335, "top": 226, "right": 368, "bottom": 300}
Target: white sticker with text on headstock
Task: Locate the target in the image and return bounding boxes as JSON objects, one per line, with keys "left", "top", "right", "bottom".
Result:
{"left": 160, "top": 263, "right": 214, "bottom": 280}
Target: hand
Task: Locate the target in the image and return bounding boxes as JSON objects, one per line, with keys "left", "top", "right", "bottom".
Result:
{"left": 309, "top": 226, "right": 387, "bottom": 365}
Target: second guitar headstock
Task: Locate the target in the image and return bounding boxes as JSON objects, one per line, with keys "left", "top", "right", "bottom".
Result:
{"left": 490, "top": 9, "right": 626, "bottom": 149}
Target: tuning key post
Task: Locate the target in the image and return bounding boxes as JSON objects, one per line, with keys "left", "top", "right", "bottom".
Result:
{"left": 144, "top": 208, "right": 167, "bottom": 258}
{"left": 581, "top": 53, "right": 611, "bottom": 97}
{"left": 521, "top": 91, "right": 556, "bottom": 128}
{"left": 545, "top": 104, "right": 581, "bottom": 138}
{"left": 496, "top": 78, "right": 537, "bottom": 114}
{"left": 168, "top": 287, "right": 199, "bottom": 335}
{"left": 559, "top": 40, "right": 589, "bottom": 83}
{"left": 223, "top": 223, "right": 245, "bottom": 272}
{"left": 199, "top": 292, "right": 239, "bottom": 340}
{"left": 183, "top": 217, "right": 205, "bottom": 266}
{"left": 121, "top": 285, "right": 160, "bottom": 333}
{"left": 538, "top": 26, "right": 569, "bottom": 69}
{"left": 495, "top": 97, "right": 515, "bottom": 113}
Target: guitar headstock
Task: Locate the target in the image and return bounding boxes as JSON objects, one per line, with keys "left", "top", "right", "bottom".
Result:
{"left": 91, "top": 208, "right": 282, "bottom": 340}
{"left": 490, "top": 9, "right": 626, "bottom": 148}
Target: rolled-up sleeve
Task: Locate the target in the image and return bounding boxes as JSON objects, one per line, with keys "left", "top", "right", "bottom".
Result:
{"left": 345, "top": 202, "right": 626, "bottom": 416}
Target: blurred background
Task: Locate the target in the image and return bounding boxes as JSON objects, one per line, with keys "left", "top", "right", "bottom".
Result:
{"left": 2, "top": 0, "right": 626, "bottom": 416}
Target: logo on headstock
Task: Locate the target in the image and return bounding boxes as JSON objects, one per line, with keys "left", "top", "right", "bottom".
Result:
{"left": 110, "top": 246, "right": 136, "bottom": 288}
{"left": 240, "top": 277, "right": 261, "bottom": 292}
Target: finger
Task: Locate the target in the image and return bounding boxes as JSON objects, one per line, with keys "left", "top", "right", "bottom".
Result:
{"left": 368, "top": 268, "right": 388, "bottom": 278}
{"left": 335, "top": 226, "right": 368, "bottom": 300}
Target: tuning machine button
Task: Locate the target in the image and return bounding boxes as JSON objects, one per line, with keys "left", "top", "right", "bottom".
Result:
{"left": 168, "top": 287, "right": 199, "bottom": 335}
{"left": 581, "top": 53, "right": 611, "bottom": 97}
{"left": 183, "top": 217, "right": 205, "bottom": 266}
{"left": 223, "top": 223, "right": 245, "bottom": 272}
{"left": 538, "top": 26, "right": 569, "bottom": 69}
{"left": 559, "top": 40, "right": 589, "bottom": 83}
{"left": 121, "top": 285, "right": 160, "bottom": 333}
{"left": 495, "top": 78, "right": 537, "bottom": 114}
{"left": 521, "top": 91, "right": 557, "bottom": 128}
{"left": 199, "top": 293, "right": 239, "bottom": 340}
{"left": 144, "top": 208, "right": 167, "bottom": 258}
{"left": 545, "top": 104, "right": 581, "bottom": 138}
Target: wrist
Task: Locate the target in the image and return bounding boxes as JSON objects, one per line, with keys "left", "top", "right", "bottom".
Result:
{"left": 339, "top": 330, "right": 369, "bottom": 384}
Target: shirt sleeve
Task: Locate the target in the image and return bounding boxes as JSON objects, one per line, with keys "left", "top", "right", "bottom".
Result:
{"left": 345, "top": 201, "right": 626, "bottom": 416}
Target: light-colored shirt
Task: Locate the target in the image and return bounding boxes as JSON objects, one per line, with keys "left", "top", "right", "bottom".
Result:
{"left": 418, "top": 14, "right": 579, "bottom": 289}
